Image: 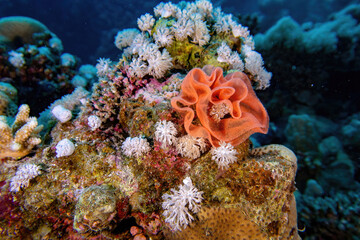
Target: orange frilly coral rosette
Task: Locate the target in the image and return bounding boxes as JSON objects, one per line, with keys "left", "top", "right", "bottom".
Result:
{"left": 171, "top": 66, "right": 269, "bottom": 147}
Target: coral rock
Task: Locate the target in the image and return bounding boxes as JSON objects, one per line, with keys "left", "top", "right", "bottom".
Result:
{"left": 73, "top": 185, "right": 118, "bottom": 233}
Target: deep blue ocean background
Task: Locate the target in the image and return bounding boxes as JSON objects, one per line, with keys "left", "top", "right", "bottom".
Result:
{"left": 1, "top": 0, "right": 360, "bottom": 239}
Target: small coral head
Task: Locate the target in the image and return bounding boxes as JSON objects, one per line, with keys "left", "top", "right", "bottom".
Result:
{"left": 171, "top": 66, "right": 269, "bottom": 147}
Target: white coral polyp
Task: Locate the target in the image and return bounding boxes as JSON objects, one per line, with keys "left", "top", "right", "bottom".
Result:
{"left": 154, "top": 2, "right": 178, "bottom": 18}
{"left": 176, "top": 135, "right": 207, "bottom": 160}
{"left": 114, "top": 28, "right": 140, "bottom": 50}
{"left": 51, "top": 105, "right": 72, "bottom": 123}
{"left": 146, "top": 49, "right": 173, "bottom": 79}
{"left": 210, "top": 141, "right": 237, "bottom": 169}
{"left": 56, "top": 139, "right": 75, "bottom": 158}
{"left": 154, "top": 120, "right": 177, "bottom": 148}
{"left": 8, "top": 50, "right": 25, "bottom": 68}
{"left": 162, "top": 177, "right": 203, "bottom": 231}
{"left": 217, "top": 42, "right": 244, "bottom": 71}
{"left": 87, "top": 115, "right": 102, "bottom": 131}
{"left": 137, "top": 13, "right": 155, "bottom": 32}
{"left": 96, "top": 58, "right": 112, "bottom": 77}
{"left": 121, "top": 136, "right": 151, "bottom": 158}
{"left": 154, "top": 27, "right": 174, "bottom": 47}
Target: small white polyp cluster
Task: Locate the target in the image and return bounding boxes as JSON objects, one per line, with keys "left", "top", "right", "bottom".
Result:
{"left": 154, "top": 120, "right": 177, "bottom": 148}
{"left": 51, "top": 105, "right": 72, "bottom": 123}
{"left": 210, "top": 141, "right": 237, "bottom": 169}
{"left": 176, "top": 135, "right": 207, "bottom": 160}
{"left": 56, "top": 139, "right": 75, "bottom": 158}
{"left": 87, "top": 115, "right": 102, "bottom": 131}
{"left": 121, "top": 136, "right": 150, "bottom": 158}
{"left": 8, "top": 50, "right": 25, "bottom": 68}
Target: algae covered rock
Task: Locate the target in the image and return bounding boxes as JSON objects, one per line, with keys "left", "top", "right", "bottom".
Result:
{"left": 73, "top": 184, "right": 118, "bottom": 233}
{"left": 166, "top": 144, "right": 300, "bottom": 240}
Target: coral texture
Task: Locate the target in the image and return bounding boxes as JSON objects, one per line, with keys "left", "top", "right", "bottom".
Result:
{"left": 164, "top": 207, "right": 268, "bottom": 240}
{"left": 9, "top": 163, "right": 42, "bottom": 192}
{"left": 0, "top": 82, "right": 18, "bottom": 116}
{"left": 0, "top": 104, "right": 42, "bottom": 159}
{"left": 73, "top": 185, "right": 118, "bottom": 233}
{"left": 0, "top": 16, "right": 48, "bottom": 45}
{"left": 171, "top": 66, "right": 269, "bottom": 147}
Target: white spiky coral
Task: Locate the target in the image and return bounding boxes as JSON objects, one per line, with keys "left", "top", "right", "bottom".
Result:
{"left": 162, "top": 177, "right": 203, "bottom": 231}
{"left": 137, "top": 13, "right": 155, "bottom": 33}
{"left": 217, "top": 42, "right": 244, "bottom": 71}
{"left": 114, "top": 28, "right": 140, "bottom": 50}
{"left": 0, "top": 104, "right": 42, "bottom": 159}
{"left": 172, "top": 18, "right": 194, "bottom": 41}
{"left": 9, "top": 163, "right": 42, "bottom": 192}
{"left": 96, "top": 58, "right": 112, "bottom": 77}
{"left": 153, "top": 26, "right": 174, "bottom": 47}
{"left": 191, "top": 15, "right": 210, "bottom": 46}
{"left": 146, "top": 48, "right": 173, "bottom": 78}
{"left": 154, "top": 120, "right": 177, "bottom": 148}
{"left": 154, "top": 2, "right": 179, "bottom": 18}
{"left": 210, "top": 141, "right": 237, "bottom": 169}
{"left": 128, "top": 41, "right": 173, "bottom": 79}
{"left": 176, "top": 135, "right": 207, "bottom": 159}
{"left": 121, "top": 136, "right": 151, "bottom": 158}
{"left": 128, "top": 57, "right": 148, "bottom": 78}
{"left": 242, "top": 45, "right": 272, "bottom": 89}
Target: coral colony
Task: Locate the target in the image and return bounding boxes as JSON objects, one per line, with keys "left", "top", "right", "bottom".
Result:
{"left": 0, "top": 1, "right": 301, "bottom": 239}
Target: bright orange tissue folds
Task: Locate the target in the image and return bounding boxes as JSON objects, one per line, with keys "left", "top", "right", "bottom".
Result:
{"left": 171, "top": 66, "right": 269, "bottom": 147}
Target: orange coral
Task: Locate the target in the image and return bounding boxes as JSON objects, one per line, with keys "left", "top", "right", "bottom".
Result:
{"left": 171, "top": 66, "right": 269, "bottom": 147}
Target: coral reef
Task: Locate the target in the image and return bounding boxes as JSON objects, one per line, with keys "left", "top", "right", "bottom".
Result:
{"left": 0, "top": 1, "right": 301, "bottom": 239}
{"left": 112, "top": 0, "right": 271, "bottom": 89}
{"left": 0, "top": 16, "right": 85, "bottom": 115}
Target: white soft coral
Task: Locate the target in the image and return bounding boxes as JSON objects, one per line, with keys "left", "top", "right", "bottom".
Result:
{"left": 162, "top": 177, "right": 203, "bottom": 231}
{"left": 217, "top": 42, "right": 244, "bottom": 70}
{"left": 96, "top": 58, "right": 112, "bottom": 77}
{"left": 210, "top": 141, "right": 237, "bottom": 169}
{"left": 154, "top": 120, "right": 177, "bottom": 148}
{"left": 121, "top": 136, "right": 151, "bottom": 158}
{"left": 176, "top": 135, "right": 207, "bottom": 159}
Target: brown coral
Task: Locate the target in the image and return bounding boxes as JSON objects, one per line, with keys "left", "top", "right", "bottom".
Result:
{"left": 171, "top": 66, "right": 269, "bottom": 147}
{"left": 0, "top": 16, "right": 48, "bottom": 46}
{"left": 0, "top": 104, "right": 42, "bottom": 159}
{"left": 0, "top": 82, "right": 18, "bottom": 116}
{"left": 164, "top": 207, "right": 268, "bottom": 240}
